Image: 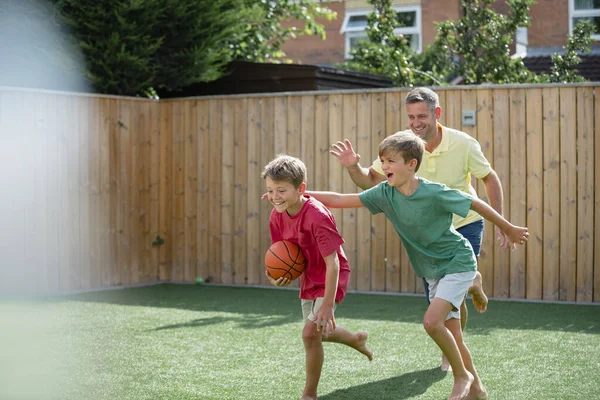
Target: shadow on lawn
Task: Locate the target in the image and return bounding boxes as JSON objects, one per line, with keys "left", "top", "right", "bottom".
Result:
{"left": 152, "top": 314, "right": 295, "bottom": 330}
{"left": 320, "top": 367, "right": 446, "bottom": 400}
{"left": 64, "top": 283, "right": 600, "bottom": 334}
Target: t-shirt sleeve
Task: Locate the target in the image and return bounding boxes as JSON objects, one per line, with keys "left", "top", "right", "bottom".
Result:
{"left": 437, "top": 186, "right": 472, "bottom": 218}
{"left": 312, "top": 214, "right": 345, "bottom": 258}
{"left": 467, "top": 138, "right": 493, "bottom": 179}
{"left": 371, "top": 157, "right": 384, "bottom": 176}
{"left": 358, "top": 184, "right": 385, "bottom": 216}
{"left": 268, "top": 210, "right": 283, "bottom": 244}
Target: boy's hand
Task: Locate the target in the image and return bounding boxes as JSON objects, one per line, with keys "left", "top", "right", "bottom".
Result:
{"left": 506, "top": 225, "right": 529, "bottom": 251}
{"left": 313, "top": 304, "right": 336, "bottom": 334}
{"left": 495, "top": 226, "right": 510, "bottom": 249}
{"left": 265, "top": 270, "right": 291, "bottom": 287}
{"left": 331, "top": 139, "right": 360, "bottom": 168}
{"left": 261, "top": 192, "right": 268, "bottom": 200}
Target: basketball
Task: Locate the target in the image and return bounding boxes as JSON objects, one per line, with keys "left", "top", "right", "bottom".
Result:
{"left": 265, "top": 240, "right": 306, "bottom": 281}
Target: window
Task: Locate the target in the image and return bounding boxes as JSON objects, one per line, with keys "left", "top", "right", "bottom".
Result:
{"left": 569, "top": 0, "right": 600, "bottom": 41}
{"left": 340, "top": 5, "right": 422, "bottom": 59}
{"left": 515, "top": 27, "right": 528, "bottom": 56}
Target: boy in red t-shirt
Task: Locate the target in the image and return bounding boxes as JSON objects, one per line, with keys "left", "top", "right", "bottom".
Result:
{"left": 262, "top": 154, "right": 372, "bottom": 400}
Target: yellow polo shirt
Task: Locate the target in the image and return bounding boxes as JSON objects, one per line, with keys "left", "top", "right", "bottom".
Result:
{"left": 371, "top": 124, "right": 492, "bottom": 229}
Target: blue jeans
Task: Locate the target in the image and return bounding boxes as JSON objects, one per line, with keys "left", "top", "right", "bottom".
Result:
{"left": 422, "top": 220, "right": 484, "bottom": 304}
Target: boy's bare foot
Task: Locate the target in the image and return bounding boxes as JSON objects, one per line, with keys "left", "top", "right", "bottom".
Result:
{"left": 468, "top": 271, "right": 488, "bottom": 313}
{"left": 466, "top": 383, "right": 488, "bottom": 400}
{"left": 441, "top": 355, "right": 452, "bottom": 371}
{"left": 449, "top": 372, "right": 473, "bottom": 400}
{"left": 355, "top": 331, "right": 373, "bottom": 361}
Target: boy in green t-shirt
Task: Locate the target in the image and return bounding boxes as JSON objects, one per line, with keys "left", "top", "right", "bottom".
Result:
{"left": 307, "top": 131, "right": 529, "bottom": 400}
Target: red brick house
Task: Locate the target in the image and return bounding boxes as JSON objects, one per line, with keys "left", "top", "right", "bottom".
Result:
{"left": 281, "top": 0, "right": 600, "bottom": 79}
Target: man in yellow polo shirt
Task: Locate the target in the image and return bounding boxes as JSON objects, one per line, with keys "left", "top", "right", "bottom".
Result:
{"left": 331, "top": 87, "right": 508, "bottom": 371}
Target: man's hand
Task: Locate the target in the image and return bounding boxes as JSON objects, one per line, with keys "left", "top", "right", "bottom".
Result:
{"left": 331, "top": 139, "right": 361, "bottom": 168}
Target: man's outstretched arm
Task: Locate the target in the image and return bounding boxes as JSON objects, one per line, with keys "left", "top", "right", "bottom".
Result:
{"left": 330, "top": 139, "right": 385, "bottom": 190}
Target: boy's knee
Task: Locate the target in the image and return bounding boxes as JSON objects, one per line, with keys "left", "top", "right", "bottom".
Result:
{"left": 302, "top": 322, "right": 321, "bottom": 344}
{"left": 422, "top": 317, "right": 444, "bottom": 335}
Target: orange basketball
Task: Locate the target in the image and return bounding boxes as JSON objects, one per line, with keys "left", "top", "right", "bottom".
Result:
{"left": 265, "top": 240, "right": 306, "bottom": 281}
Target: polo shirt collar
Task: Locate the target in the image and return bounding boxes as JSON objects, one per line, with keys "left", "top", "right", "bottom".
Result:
{"left": 429, "top": 122, "right": 449, "bottom": 155}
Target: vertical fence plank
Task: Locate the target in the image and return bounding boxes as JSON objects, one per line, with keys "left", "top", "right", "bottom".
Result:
{"left": 234, "top": 99, "right": 248, "bottom": 285}
{"left": 301, "top": 95, "right": 316, "bottom": 190}
{"left": 274, "top": 96, "right": 287, "bottom": 154}
{"left": 171, "top": 101, "right": 185, "bottom": 282}
{"left": 356, "top": 93, "right": 372, "bottom": 291}
{"left": 314, "top": 95, "right": 329, "bottom": 192}
{"left": 559, "top": 87, "right": 577, "bottom": 301}
{"left": 509, "top": 88, "right": 527, "bottom": 299}
{"left": 139, "top": 101, "right": 153, "bottom": 283}
{"left": 159, "top": 101, "right": 173, "bottom": 281}
{"left": 148, "top": 100, "right": 160, "bottom": 281}
{"left": 208, "top": 100, "right": 222, "bottom": 283}
{"left": 542, "top": 87, "right": 560, "bottom": 300}
{"left": 476, "top": 89, "right": 494, "bottom": 295}
{"left": 385, "top": 91, "right": 402, "bottom": 292}
{"left": 80, "top": 97, "right": 93, "bottom": 290}
{"left": 184, "top": 101, "right": 198, "bottom": 283}
{"left": 197, "top": 100, "right": 210, "bottom": 282}
{"left": 128, "top": 101, "right": 140, "bottom": 285}
{"left": 525, "top": 88, "right": 543, "bottom": 300}
{"left": 370, "top": 92, "right": 386, "bottom": 292}
{"left": 246, "top": 98, "right": 261, "bottom": 285}
{"left": 118, "top": 100, "right": 132, "bottom": 285}
{"left": 595, "top": 87, "right": 600, "bottom": 303}
{"left": 221, "top": 99, "right": 235, "bottom": 284}
{"left": 328, "top": 94, "right": 343, "bottom": 226}
{"left": 492, "top": 89, "right": 510, "bottom": 298}
{"left": 576, "top": 87, "right": 594, "bottom": 302}
{"left": 342, "top": 94, "right": 358, "bottom": 291}
{"left": 259, "top": 97, "right": 275, "bottom": 286}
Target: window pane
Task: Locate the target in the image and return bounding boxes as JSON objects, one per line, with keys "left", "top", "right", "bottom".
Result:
{"left": 573, "top": 16, "right": 600, "bottom": 32}
{"left": 349, "top": 34, "right": 369, "bottom": 50}
{"left": 347, "top": 15, "right": 369, "bottom": 29}
{"left": 574, "top": 0, "right": 600, "bottom": 10}
{"left": 404, "top": 34, "right": 419, "bottom": 51}
{"left": 396, "top": 11, "right": 416, "bottom": 27}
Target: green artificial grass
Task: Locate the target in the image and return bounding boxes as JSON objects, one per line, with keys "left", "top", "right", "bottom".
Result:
{"left": 1, "top": 284, "right": 599, "bottom": 400}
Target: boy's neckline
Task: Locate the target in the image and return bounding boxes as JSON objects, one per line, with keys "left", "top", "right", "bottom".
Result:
{"left": 393, "top": 177, "right": 421, "bottom": 197}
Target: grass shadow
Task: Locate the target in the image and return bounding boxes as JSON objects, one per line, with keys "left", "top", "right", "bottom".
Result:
{"left": 58, "top": 284, "right": 600, "bottom": 334}
{"left": 320, "top": 367, "right": 446, "bottom": 400}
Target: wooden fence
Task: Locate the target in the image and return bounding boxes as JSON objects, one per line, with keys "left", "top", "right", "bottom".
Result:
{"left": 0, "top": 85, "right": 598, "bottom": 303}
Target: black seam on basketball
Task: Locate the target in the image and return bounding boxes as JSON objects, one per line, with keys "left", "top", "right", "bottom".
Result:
{"left": 267, "top": 249, "right": 294, "bottom": 268}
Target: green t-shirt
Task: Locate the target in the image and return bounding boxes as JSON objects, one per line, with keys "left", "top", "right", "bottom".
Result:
{"left": 358, "top": 177, "right": 477, "bottom": 279}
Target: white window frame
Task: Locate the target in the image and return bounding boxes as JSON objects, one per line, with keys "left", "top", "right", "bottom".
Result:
{"left": 569, "top": 0, "right": 600, "bottom": 41}
{"left": 340, "top": 5, "right": 422, "bottom": 59}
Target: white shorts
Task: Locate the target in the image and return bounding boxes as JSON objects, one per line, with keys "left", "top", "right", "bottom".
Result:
{"left": 301, "top": 297, "right": 337, "bottom": 322}
{"left": 425, "top": 271, "right": 476, "bottom": 320}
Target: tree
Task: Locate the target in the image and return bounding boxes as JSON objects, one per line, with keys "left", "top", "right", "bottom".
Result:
{"left": 337, "top": 0, "right": 415, "bottom": 87}
{"left": 539, "top": 19, "right": 597, "bottom": 83}
{"left": 231, "top": 0, "right": 337, "bottom": 63}
{"left": 434, "top": 0, "right": 536, "bottom": 84}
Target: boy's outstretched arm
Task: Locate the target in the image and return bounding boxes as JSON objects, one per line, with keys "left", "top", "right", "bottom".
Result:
{"left": 470, "top": 197, "right": 529, "bottom": 250}
{"left": 305, "top": 191, "right": 364, "bottom": 209}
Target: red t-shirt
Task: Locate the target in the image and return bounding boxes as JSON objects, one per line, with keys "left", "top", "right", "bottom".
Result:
{"left": 269, "top": 195, "right": 350, "bottom": 303}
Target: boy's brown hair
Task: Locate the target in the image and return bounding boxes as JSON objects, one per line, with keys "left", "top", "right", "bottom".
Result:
{"left": 378, "top": 132, "right": 426, "bottom": 172}
{"left": 261, "top": 154, "right": 307, "bottom": 188}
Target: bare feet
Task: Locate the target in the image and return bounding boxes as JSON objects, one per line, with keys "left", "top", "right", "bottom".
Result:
{"left": 441, "top": 354, "right": 452, "bottom": 372}
{"left": 468, "top": 271, "right": 488, "bottom": 313}
{"left": 449, "top": 372, "right": 474, "bottom": 400}
{"left": 355, "top": 331, "right": 373, "bottom": 361}
{"left": 466, "top": 383, "right": 488, "bottom": 400}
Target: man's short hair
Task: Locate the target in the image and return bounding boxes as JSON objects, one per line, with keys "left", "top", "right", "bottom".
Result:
{"left": 405, "top": 87, "right": 439, "bottom": 114}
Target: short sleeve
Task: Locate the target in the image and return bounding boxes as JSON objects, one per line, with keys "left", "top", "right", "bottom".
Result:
{"left": 358, "top": 183, "right": 386, "bottom": 216}
{"left": 467, "top": 139, "right": 492, "bottom": 179}
{"left": 269, "top": 210, "right": 283, "bottom": 244}
{"left": 438, "top": 187, "right": 472, "bottom": 218}
{"left": 371, "top": 157, "right": 384, "bottom": 176}
{"left": 312, "top": 215, "right": 345, "bottom": 258}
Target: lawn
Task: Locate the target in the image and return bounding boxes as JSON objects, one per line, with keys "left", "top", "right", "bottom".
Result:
{"left": 1, "top": 284, "right": 599, "bottom": 400}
